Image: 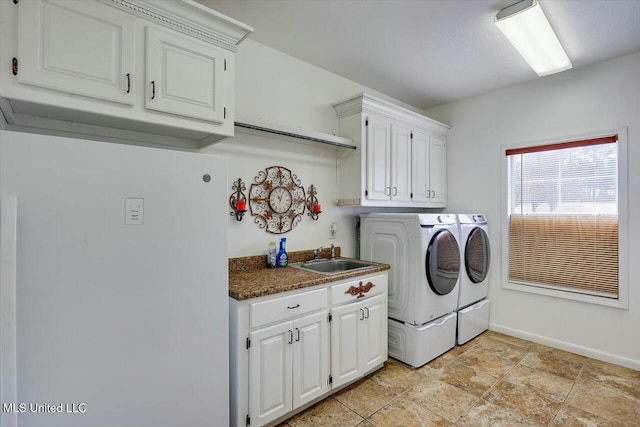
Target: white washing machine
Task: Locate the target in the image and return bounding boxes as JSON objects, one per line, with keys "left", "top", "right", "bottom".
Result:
{"left": 360, "top": 213, "right": 461, "bottom": 367}
{"left": 456, "top": 214, "right": 491, "bottom": 345}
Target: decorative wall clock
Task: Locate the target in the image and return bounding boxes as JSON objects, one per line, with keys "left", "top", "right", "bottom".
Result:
{"left": 249, "top": 166, "right": 306, "bottom": 234}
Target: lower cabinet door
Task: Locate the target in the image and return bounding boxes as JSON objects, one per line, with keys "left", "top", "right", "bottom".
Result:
{"left": 249, "top": 322, "right": 293, "bottom": 426}
{"left": 292, "top": 311, "right": 329, "bottom": 408}
{"left": 330, "top": 301, "right": 363, "bottom": 388}
{"left": 360, "top": 294, "right": 386, "bottom": 372}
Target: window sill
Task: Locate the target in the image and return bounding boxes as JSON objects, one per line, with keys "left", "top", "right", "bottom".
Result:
{"left": 502, "top": 281, "right": 628, "bottom": 309}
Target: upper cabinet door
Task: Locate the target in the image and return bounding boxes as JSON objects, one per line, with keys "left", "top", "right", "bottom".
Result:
{"left": 17, "top": 0, "right": 136, "bottom": 105}
{"left": 429, "top": 137, "right": 447, "bottom": 206}
{"left": 366, "top": 117, "right": 391, "bottom": 201}
{"left": 390, "top": 124, "right": 412, "bottom": 202}
{"left": 145, "top": 26, "right": 225, "bottom": 123}
{"left": 411, "top": 131, "right": 430, "bottom": 203}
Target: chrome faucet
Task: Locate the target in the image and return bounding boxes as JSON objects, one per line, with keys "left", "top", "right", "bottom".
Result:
{"left": 330, "top": 243, "right": 336, "bottom": 259}
{"left": 313, "top": 247, "right": 323, "bottom": 260}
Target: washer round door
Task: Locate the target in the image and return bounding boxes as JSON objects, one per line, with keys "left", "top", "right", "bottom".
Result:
{"left": 425, "top": 229, "right": 460, "bottom": 295}
{"left": 465, "top": 227, "right": 491, "bottom": 283}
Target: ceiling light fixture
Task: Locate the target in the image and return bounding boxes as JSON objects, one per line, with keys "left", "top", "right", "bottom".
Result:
{"left": 495, "top": 0, "right": 572, "bottom": 76}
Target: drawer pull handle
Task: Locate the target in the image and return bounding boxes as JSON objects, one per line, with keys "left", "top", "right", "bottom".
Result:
{"left": 345, "top": 281, "right": 375, "bottom": 299}
{"left": 287, "top": 304, "right": 300, "bottom": 309}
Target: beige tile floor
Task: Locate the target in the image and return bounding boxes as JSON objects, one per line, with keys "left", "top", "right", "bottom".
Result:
{"left": 277, "top": 331, "right": 640, "bottom": 427}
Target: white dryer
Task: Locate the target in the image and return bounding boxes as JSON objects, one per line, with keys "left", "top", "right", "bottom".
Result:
{"left": 456, "top": 214, "right": 491, "bottom": 345}
{"left": 360, "top": 213, "right": 461, "bottom": 367}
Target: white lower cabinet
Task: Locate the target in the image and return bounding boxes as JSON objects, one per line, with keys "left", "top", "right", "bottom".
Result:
{"left": 249, "top": 311, "right": 329, "bottom": 426}
{"left": 230, "top": 271, "right": 388, "bottom": 427}
{"left": 331, "top": 294, "right": 386, "bottom": 388}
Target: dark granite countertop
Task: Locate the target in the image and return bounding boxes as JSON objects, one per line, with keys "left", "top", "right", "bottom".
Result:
{"left": 228, "top": 247, "right": 390, "bottom": 301}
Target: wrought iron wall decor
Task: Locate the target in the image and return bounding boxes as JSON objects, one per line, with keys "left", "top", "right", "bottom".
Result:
{"left": 229, "top": 178, "right": 248, "bottom": 221}
{"left": 249, "top": 166, "right": 306, "bottom": 234}
{"left": 306, "top": 184, "right": 322, "bottom": 220}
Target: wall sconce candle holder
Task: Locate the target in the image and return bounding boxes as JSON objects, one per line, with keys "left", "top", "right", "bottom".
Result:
{"left": 229, "top": 178, "right": 248, "bottom": 221}
{"left": 306, "top": 184, "right": 322, "bottom": 220}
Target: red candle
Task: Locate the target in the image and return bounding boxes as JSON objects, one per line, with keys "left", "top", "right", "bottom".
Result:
{"left": 236, "top": 200, "right": 246, "bottom": 211}
{"left": 313, "top": 203, "right": 321, "bottom": 213}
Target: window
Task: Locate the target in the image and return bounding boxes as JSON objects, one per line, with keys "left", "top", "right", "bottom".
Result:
{"left": 502, "top": 130, "right": 628, "bottom": 307}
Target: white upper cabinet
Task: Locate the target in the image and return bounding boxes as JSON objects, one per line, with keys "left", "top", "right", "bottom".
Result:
{"left": 0, "top": 0, "right": 252, "bottom": 149}
{"left": 365, "top": 117, "right": 391, "bottom": 201}
{"left": 390, "top": 124, "right": 412, "bottom": 202}
{"left": 17, "top": 0, "right": 136, "bottom": 105}
{"left": 333, "top": 93, "right": 450, "bottom": 208}
{"left": 412, "top": 131, "right": 447, "bottom": 206}
{"left": 145, "top": 27, "right": 225, "bottom": 123}
{"left": 429, "top": 136, "right": 447, "bottom": 205}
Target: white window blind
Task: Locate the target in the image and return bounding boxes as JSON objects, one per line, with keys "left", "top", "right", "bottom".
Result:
{"left": 507, "top": 135, "right": 619, "bottom": 298}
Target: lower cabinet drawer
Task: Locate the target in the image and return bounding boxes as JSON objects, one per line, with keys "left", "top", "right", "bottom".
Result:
{"left": 250, "top": 288, "right": 327, "bottom": 328}
{"left": 330, "top": 274, "right": 386, "bottom": 306}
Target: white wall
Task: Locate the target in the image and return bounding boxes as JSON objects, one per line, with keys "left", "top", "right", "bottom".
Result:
{"left": 205, "top": 40, "right": 422, "bottom": 258}
{"left": 425, "top": 52, "right": 640, "bottom": 369}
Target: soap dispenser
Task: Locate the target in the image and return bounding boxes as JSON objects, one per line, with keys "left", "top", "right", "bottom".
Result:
{"left": 277, "top": 238, "right": 288, "bottom": 267}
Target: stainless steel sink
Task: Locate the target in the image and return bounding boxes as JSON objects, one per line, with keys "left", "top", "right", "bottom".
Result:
{"left": 290, "top": 258, "right": 379, "bottom": 275}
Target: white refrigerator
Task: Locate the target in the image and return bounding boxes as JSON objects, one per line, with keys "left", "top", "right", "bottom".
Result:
{"left": 0, "top": 130, "right": 229, "bottom": 427}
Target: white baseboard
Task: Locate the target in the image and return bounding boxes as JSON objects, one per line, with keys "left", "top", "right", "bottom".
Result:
{"left": 489, "top": 323, "right": 640, "bottom": 371}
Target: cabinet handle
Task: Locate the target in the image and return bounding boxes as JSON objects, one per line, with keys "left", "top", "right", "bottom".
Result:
{"left": 295, "top": 328, "right": 300, "bottom": 342}
{"left": 126, "top": 73, "right": 131, "bottom": 94}
{"left": 427, "top": 189, "right": 431, "bottom": 198}
{"left": 364, "top": 307, "right": 370, "bottom": 319}
{"left": 151, "top": 81, "right": 155, "bottom": 99}
{"left": 360, "top": 308, "right": 364, "bottom": 320}
{"left": 287, "top": 304, "right": 300, "bottom": 310}
{"left": 393, "top": 187, "right": 398, "bottom": 196}
{"left": 386, "top": 187, "right": 391, "bottom": 196}
{"left": 288, "top": 330, "right": 293, "bottom": 344}
{"left": 431, "top": 190, "right": 436, "bottom": 199}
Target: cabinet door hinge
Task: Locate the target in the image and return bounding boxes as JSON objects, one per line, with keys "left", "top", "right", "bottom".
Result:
{"left": 328, "top": 312, "right": 332, "bottom": 322}
{"left": 224, "top": 58, "right": 227, "bottom": 71}
{"left": 224, "top": 107, "right": 227, "bottom": 120}
{"left": 245, "top": 414, "right": 250, "bottom": 426}
{"left": 12, "top": 58, "right": 18, "bottom": 76}
{"left": 246, "top": 337, "right": 251, "bottom": 349}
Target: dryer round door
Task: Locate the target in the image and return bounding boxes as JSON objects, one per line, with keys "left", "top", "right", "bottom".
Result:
{"left": 465, "top": 227, "right": 490, "bottom": 283}
{"left": 425, "top": 229, "right": 460, "bottom": 295}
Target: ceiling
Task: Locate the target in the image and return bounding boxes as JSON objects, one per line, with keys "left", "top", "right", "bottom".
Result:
{"left": 198, "top": 0, "right": 640, "bottom": 110}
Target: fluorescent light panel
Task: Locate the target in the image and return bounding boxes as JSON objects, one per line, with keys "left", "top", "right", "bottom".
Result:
{"left": 495, "top": 0, "right": 572, "bottom": 76}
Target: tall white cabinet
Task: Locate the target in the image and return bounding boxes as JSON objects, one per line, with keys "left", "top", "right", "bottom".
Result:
{"left": 230, "top": 272, "right": 388, "bottom": 427}
{"left": 0, "top": 0, "right": 253, "bottom": 149}
{"left": 332, "top": 93, "right": 451, "bottom": 207}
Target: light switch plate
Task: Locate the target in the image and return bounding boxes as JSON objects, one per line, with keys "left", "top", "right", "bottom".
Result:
{"left": 125, "top": 198, "right": 144, "bottom": 225}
